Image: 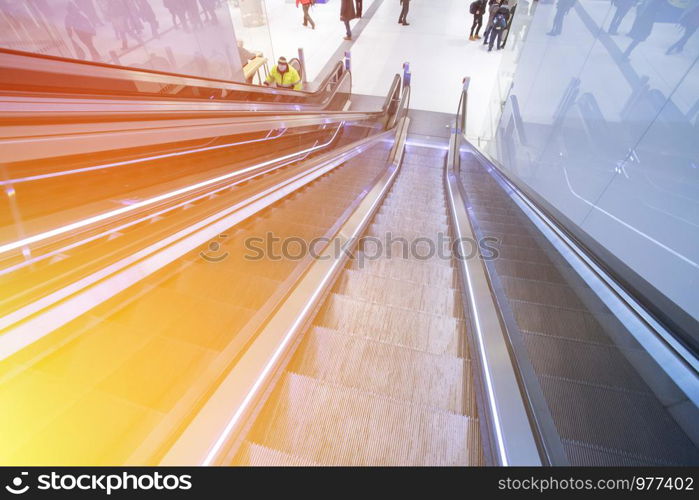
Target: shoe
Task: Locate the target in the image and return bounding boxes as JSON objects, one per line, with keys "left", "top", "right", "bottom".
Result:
{"left": 488, "top": 46, "right": 492, "bottom": 52}
{"left": 343, "top": 36, "right": 351, "bottom": 40}
{"left": 469, "top": 35, "right": 474, "bottom": 40}
{"left": 402, "top": 22, "right": 410, "bottom": 25}
{"left": 475, "top": 35, "right": 481, "bottom": 39}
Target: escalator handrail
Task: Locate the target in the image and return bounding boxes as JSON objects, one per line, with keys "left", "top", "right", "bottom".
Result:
{"left": 446, "top": 88, "right": 544, "bottom": 466}
{"left": 0, "top": 48, "right": 347, "bottom": 107}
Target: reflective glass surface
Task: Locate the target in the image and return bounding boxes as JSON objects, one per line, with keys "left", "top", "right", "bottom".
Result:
{"left": 485, "top": 0, "right": 699, "bottom": 346}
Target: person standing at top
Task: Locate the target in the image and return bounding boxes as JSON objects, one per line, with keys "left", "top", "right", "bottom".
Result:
{"left": 355, "top": 0, "right": 363, "bottom": 17}
{"left": 296, "top": 0, "right": 315, "bottom": 29}
{"left": 341, "top": 0, "right": 356, "bottom": 40}
{"left": 469, "top": 0, "right": 486, "bottom": 40}
{"left": 398, "top": 0, "right": 410, "bottom": 25}
{"left": 264, "top": 57, "right": 302, "bottom": 90}
{"left": 482, "top": 0, "right": 501, "bottom": 46}
{"left": 487, "top": 1, "right": 510, "bottom": 51}
{"left": 495, "top": 1, "right": 512, "bottom": 23}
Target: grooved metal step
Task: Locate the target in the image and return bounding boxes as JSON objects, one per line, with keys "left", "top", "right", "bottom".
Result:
{"left": 246, "top": 372, "right": 481, "bottom": 466}
{"left": 234, "top": 144, "right": 483, "bottom": 466}
{"left": 315, "top": 293, "right": 465, "bottom": 357}
{"left": 333, "top": 268, "right": 459, "bottom": 316}
{"left": 289, "top": 326, "right": 475, "bottom": 415}
{"left": 347, "top": 253, "right": 459, "bottom": 287}
{"left": 234, "top": 441, "right": 319, "bottom": 466}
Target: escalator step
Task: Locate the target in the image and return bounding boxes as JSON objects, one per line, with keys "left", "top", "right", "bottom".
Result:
{"left": 521, "top": 332, "right": 651, "bottom": 393}
{"left": 493, "top": 258, "right": 566, "bottom": 284}
{"left": 247, "top": 372, "right": 482, "bottom": 466}
{"left": 347, "top": 253, "right": 458, "bottom": 288}
{"left": 233, "top": 441, "right": 319, "bottom": 466}
{"left": 509, "top": 300, "right": 614, "bottom": 345}
{"left": 333, "top": 268, "right": 459, "bottom": 317}
{"left": 314, "top": 293, "right": 464, "bottom": 357}
{"left": 539, "top": 375, "right": 699, "bottom": 465}
{"left": 289, "top": 326, "right": 474, "bottom": 415}
{"left": 493, "top": 243, "right": 553, "bottom": 264}
{"left": 500, "top": 275, "right": 587, "bottom": 311}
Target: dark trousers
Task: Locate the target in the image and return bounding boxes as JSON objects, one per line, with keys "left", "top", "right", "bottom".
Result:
{"left": 344, "top": 19, "right": 351, "bottom": 37}
{"left": 488, "top": 27, "right": 503, "bottom": 50}
{"left": 302, "top": 4, "right": 315, "bottom": 28}
{"left": 482, "top": 24, "right": 491, "bottom": 43}
{"left": 355, "top": 0, "right": 362, "bottom": 17}
{"left": 398, "top": 0, "right": 409, "bottom": 23}
{"left": 470, "top": 14, "right": 483, "bottom": 36}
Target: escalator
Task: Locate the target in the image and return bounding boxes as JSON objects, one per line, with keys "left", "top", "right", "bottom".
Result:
{"left": 445, "top": 88, "right": 699, "bottom": 465}
{"left": 1, "top": 60, "right": 697, "bottom": 467}
{"left": 456, "top": 150, "right": 699, "bottom": 465}
{"left": 2, "top": 144, "right": 392, "bottom": 464}
{"left": 231, "top": 143, "right": 484, "bottom": 465}
{"left": 0, "top": 67, "right": 409, "bottom": 465}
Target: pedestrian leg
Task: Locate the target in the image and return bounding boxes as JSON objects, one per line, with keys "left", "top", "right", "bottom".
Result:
{"left": 488, "top": 29, "right": 496, "bottom": 51}
{"left": 303, "top": 4, "right": 315, "bottom": 28}
{"left": 399, "top": 2, "right": 409, "bottom": 24}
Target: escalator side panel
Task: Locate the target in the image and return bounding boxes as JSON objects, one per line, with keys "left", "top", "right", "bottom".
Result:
{"left": 459, "top": 149, "right": 699, "bottom": 466}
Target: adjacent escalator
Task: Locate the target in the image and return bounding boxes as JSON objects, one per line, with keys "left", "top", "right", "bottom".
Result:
{"left": 456, "top": 143, "right": 699, "bottom": 466}
{"left": 0, "top": 138, "right": 396, "bottom": 465}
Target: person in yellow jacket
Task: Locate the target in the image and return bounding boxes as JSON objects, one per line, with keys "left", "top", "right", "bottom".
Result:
{"left": 264, "top": 57, "right": 302, "bottom": 91}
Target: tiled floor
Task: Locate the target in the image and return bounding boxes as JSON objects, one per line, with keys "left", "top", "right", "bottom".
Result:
{"left": 240, "top": 0, "right": 508, "bottom": 138}
{"left": 347, "top": 0, "right": 506, "bottom": 137}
